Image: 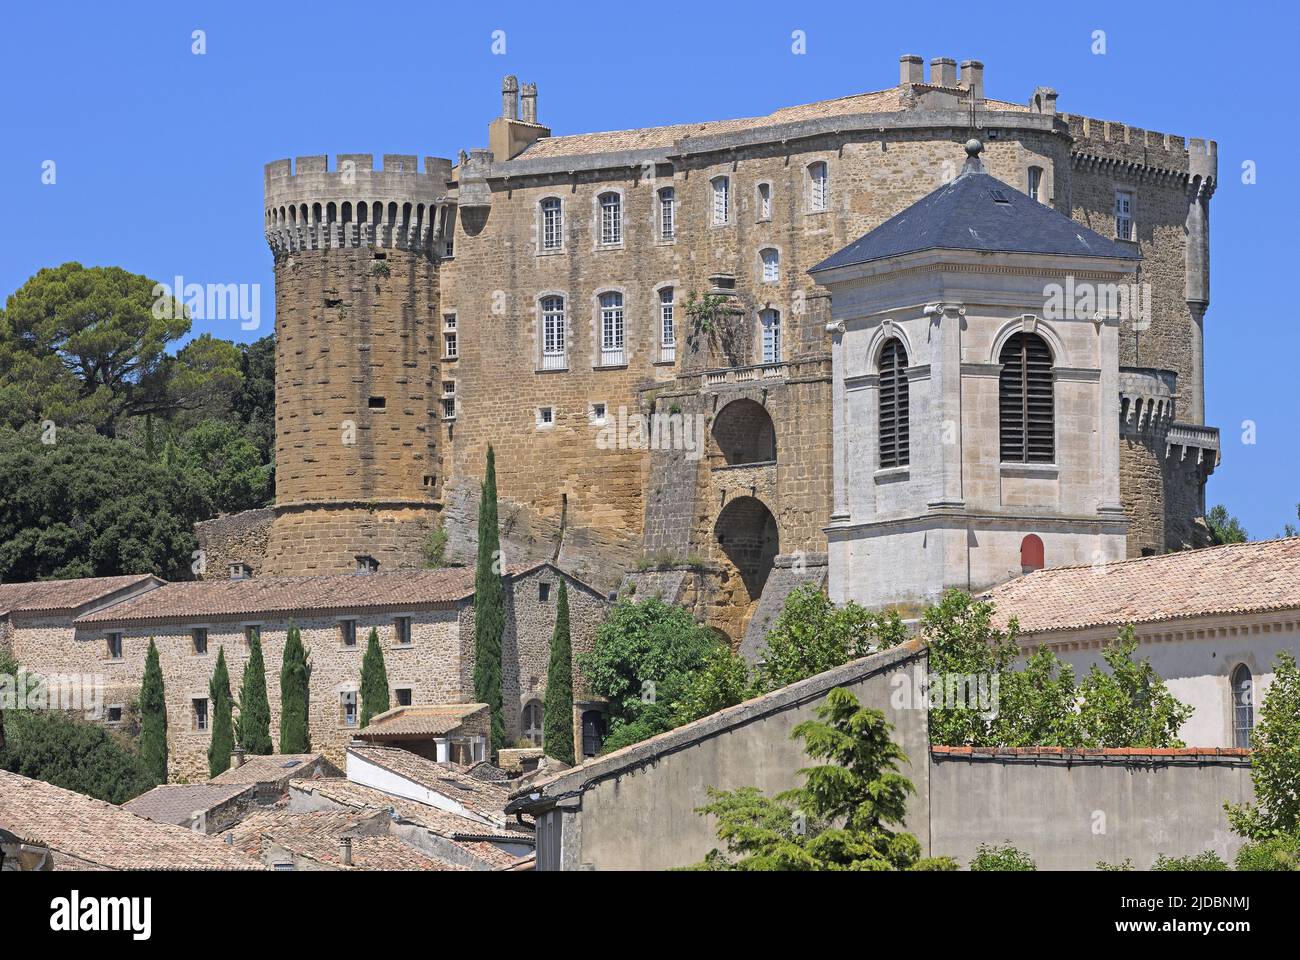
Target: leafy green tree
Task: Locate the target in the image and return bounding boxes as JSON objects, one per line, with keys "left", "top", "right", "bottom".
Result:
{"left": 0, "top": 262, "right": 191, "bottom": 433}
{"left": 359, "top": 628, "right": 390, "bottom": 728}
{"left": 542, "top": 581, "right": 575, "bottom": 764}
{"left": 753, "top": 585, "right": 906, "bottom": 694}
{"left": 0, "top": 706, "right": 155, "bottom": 804}
{"left": 233, "top": 335, "right": 275, "bottom": 462}
{"left": 969, "top": 842, "right": 1037, "bottom": 871}
{"left": 473, "top": 446, "right": 506, "bottom": 752}
{"left": 690, "top": 688, "right": 957, "bottom": 871}
{"left": 579, "top": 597, "right": 724, "bottom": 752}
{"left": 673, "top": 645, "right": 752, "bottom": 727}
{"left": 279, "top": 622, "right": 311, "bottom": 753}
{"left": 1206, "top": 504, "right": 1248, "bottom": 545}
{"left": 1075, "top": 627, "right": 1193, "bottom": 748}
{"left": 1283, "top": 502, "right": 1299, "bottom": 539}
{"left": 139, "top": 639, "right": 168, "bottom": 782}
{"left": 177, "top": 419, "right": 272, "bottom": 513}
{"left": 207, "top": 648, "right": 234, "bottom": 778}
{"left": 139, "top": 333, "right": 244, "bottom": 430}
{"left": 1152, "top": 851, "right": 1228, "bottom": 871}
{"left": 236, "top": 631, "right": 272, "bottom": 755}
{"left": 1228, "top": 651, "right": 1300, "bottom": 840}
{"left": 0, "top": 424, "right": 210, "bottom": 581}
{"left": 1234, "top": 834, "right": 1300, "bottom": 872}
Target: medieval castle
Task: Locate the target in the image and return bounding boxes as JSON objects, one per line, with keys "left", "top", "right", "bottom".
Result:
{"left": 218, "top": 53, "right": 1219, "bottom": 651}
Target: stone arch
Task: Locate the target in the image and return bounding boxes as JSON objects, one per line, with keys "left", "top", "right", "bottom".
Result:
{"left": 714, "top": 495, "right": 779, "bottom": 604}
{"left": 712, "top": 399, "right": 776, "bottom": 465}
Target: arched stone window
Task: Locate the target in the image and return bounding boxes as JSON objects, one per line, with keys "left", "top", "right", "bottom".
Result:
{"left": 878, "top": 338, "right": 910, "bottom": 468}
{"left": 522, "top": 700, "right": 544, "bottom": 747}
{"left": 1020, "top": 534, "right": 1045, "bottom": 573}
{"left": 999, "top": 332, "right": 1055, "bottom": 463}
{"left": 1232, "top": 664, "right": 1254, "bottom": 749}
{"left": 713, "top": 398, "right": 776, "bottom": 465}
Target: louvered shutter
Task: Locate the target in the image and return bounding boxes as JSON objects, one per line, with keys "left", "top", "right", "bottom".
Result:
{"left": 878, "top": 339, "right": 910, "bottom": 468}
{"left": 999, "top": 333, "right": 1054, "bottom": 463}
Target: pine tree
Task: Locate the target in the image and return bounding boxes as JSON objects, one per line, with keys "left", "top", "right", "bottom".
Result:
{"left": 139, "top": 638, "right": 168, "bottom": 784}
{"left": 543, "top": 581, "right": 575, "bottom": 763}
{"left": 207, "top": 647, "right": 234, "bottom": 778}
{"left": 360, "top": 627, "right": 390, "bottom": 728}
{"left": 280, "top": 621, "right": 311, "bottom": 753}
{"left": 236, "top": 630, "right": 272, "bottom": 755}
{"left": 474, "top": 446, "right": 507, "bottom": 752}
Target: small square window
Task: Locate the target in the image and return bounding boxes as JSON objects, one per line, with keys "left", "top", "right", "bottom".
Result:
{"left": 193, "top": 698, "right": 209, "bottom": 732}
{"left": 192, "top": 628, "right": 208, "bottom": 655}
{"left": 340, "top": 620, "right": 357, "bottom": 647}
{"left": 539, "top": 582, "right": 551, "bottom": 602}
{"left": 106, "top": 705, "right": 124, "bottom": 724}
{"left": 396, "top": 688, "right": 413, "bottom": 707}
{"left": 368, "top": 396, "right": 386, "bottom": 409}
{"left": 536, "top": 407, "right": 555, "bottom": 429}
{"left": 590, "top": 402, "right": 607, "bottom": 424}
{"left": 394, "top": 617, "right": 412, "bottom": 646}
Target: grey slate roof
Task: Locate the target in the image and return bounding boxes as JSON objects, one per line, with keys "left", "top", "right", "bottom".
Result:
{"left": 810, "top": 162, "right": 1140, "bottom": 274}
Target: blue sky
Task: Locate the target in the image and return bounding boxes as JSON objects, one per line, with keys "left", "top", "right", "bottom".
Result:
{"left": 1, "top": 0, "right": 1295, "bottom": 536}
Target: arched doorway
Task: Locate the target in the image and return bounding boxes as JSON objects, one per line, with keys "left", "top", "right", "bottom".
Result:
{"left": 712, "top": 399, "right": 776, "bottom": 465}
{"left": 714, "top": 496, "right": 779, "bottom": 603}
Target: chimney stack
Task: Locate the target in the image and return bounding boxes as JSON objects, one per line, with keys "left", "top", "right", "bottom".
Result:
{"left": 501, "top": 75, "right": 519, "bottom": 120}
{"left": 229, "top": 561, "right": 252, "bottom": 581}
{"left": 340, "top": 836, "right": 354, "bottom": 866}
{"left": 234, "top": 746, "right": 246, "bottom": 767}
{"left": 521, "top": 82, "right": 538, "bottom": 124}
{"left": 899, "top": 54, "right": 924, "bottom": 87}
{"left": 960, "top": 60, "right": 984, "bottom": 102}
{"left": 930, "top": 57, "right": 957, "bottom": 88}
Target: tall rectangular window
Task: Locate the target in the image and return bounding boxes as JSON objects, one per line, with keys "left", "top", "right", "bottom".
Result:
{"left": 192, "top": 627, "right": 208, "bottom": 655}
{"left": 394, "top": 616, "right": 412, "bottom": 646}
{"left": 659, "top": 188, "right": 675, "bottom": 240}
{"left": 442, "top": 313, "right": 458, "bottom": 359}
{"left": 599, "top": 193, "right": 621, "bottom": 244}
{"left": 192, "top": 698, "right": 209, "bottom": 732}
{"left": 711, "top": 177, "right": 730, "bottom": 225}
{"left": 757, "top": 183, "right": 772, "bottom": 221}
{"left": 340, "top": 620, "right": 357, "bottom": 647}
{"left": 341, "top": 691, "right": 357, "bottom": 727}
{"left": 1115, "top": 189, "right": 1135, "bottom": 241}
{"left": 600, "top": 292, "right": 625, "bottom": 366}
{"left": 106, "top": 632, "right": 123, "bottom": 660}
{"left": 809, "top": 162, "right": 829, "bottom": 211}
{"left": 760, "top": 309, "right": 782, "bottom": 364}
{"left": 1027, "top": 166, "right": 1044, "bottom": 203}
{"left": 761, "top": 248, "right": 780, "bottom": 283}
{"left": 541, "top": 296, "right": 566, "bottom": 369}
{"left": 659, "top": 287, "right": 675, "bottom": 362}
{"left": 541, "top": 198, "right": 563, "bottom": 250}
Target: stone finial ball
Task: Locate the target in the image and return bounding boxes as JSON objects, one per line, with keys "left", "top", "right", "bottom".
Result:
{"left": 965, "top": 138, "right": 983, "bottom": 157}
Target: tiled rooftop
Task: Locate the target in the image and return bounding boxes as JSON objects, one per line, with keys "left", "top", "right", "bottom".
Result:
{"left": 0, "top": 574, "right": 159, "bottom": 617}
{"left": 988, "top": 537, "right": 1300, "bottom": 636}
{"left": 347, "top": 743, "right": 512, "bottom": 821}
{"left": 357, "top": 703, "right": 489, "bottom": 739}
{"left": 122, "top": 783, "right": 254, "bottom": 827}
{"left": 77, "top": 568, "right": 478, "bottom": 624}
{"left": 0, "top": 771, "right": 264, "bottom": 870}
{"left": 225, "top": 809, "right": 463, "bottom": 871}
{"left": 209, "top": 753, "right": 338, "bottom": 787}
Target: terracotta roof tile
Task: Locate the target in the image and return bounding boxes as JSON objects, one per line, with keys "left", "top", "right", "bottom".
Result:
{"left": 988, "top": 538, "right": 1300, "bottom": 636}
{"left": 357, "top": 703, "right": 489, "bottom": 739}
{"left": 0, "top": 574, "right": 159, "bottom": 617}
{"left": 76, "top": 568, "right": 478, "bottom": 625}
{"left": 225, "top": 809, "right": 463, "bottom": 871}
{"left": 209, "top": 753, "right": 339, "bottom": 787}
{"left": 0, "top": 771, "right": 264, "bottom": 870}
{"left": 122, "top": 783, "right": 254, "bottom": 826}
{"left": 346, "top": 743, "right": 511, "bottom": 821}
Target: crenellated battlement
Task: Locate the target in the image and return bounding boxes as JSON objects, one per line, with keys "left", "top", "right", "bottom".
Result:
{"left": 263, "top": 154, "right": 456, "bottom": 258}
{"left": 1065, "top": 114, "right": 1217, "bottom": 184}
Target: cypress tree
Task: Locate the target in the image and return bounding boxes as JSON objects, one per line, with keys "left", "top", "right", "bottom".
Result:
{"left": 360, "top": 627, "right": 390, "bottom": 727}
{"left": 207, "top": 647, "right": 234, "bottom": 778}
{"left": 474, "top": 445, "right": 507, "bottom": 752}
{"left": 139, "top": 639, "right": 168, "bottom": 784}
{"left": 280, "top": 621, "right": 311, "bottom": 753}
{"left": 236, "top": 630, "right": 273, "bottom": 755}
{"left": 543, "top": 580, "right": 575, "bottom": 764}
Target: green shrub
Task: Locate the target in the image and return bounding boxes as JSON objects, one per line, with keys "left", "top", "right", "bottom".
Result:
{"left": 969, "top": 842, "right": 1036, "bottom": 871}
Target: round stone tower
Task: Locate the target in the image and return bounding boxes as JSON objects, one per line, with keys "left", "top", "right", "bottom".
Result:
{"left": 262, "top": 154, "right": 455, "bottom": 575}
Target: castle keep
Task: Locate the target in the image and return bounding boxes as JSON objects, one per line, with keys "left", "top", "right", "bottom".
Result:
{"left": 255, "top": 54, "right": 1220, "bottom": 643}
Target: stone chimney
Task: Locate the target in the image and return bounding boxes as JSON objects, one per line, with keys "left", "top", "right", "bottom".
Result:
{"left": 340, "top": 836, "right": 353, "bottom": 866}
{"left": 899, "top": 54, "right": 924, "bottom": 87}
{"left": 233, "top": 746, "right": 246, "bottom": 767}
{"left": 1030, "top": 86, "right": 1058, "bottom": 116}
{"left": 521, "top": 82, "right": 538, "bottom": 124}
{"left": 930, "top": 57, "right": 958, "bottom": 88}
{"left": 354, "top": 554, "right": 379, "bottom": 575}
{"left": 229, "top": 561, "right": 252, "bottom": 581}
{"left": 960, "top": 60, "right": 984, "bottom": 102}
{"left": 501, "top": 75, "right": 519, "bottom": 120}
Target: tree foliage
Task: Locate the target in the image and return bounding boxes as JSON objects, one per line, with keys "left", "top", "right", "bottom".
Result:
{"left": 139, "top": 639, "right": 168, "bottom": 783}
{"left": 473, "top": 446, "right": 506, "bottom": 752}
{"left": 359, "top": 627, "right": 390, "bottom": 728}
{"left": 279, "top": 622, "right": 311, "bottom": 753}
{"left": 1228, "top": 651, "right": 1300, "bottom": 841}
{"left": 1206, "top": 504, "right": 1248, "bottom": 545}
{"left": 207, "top": 647, "right": 234, "bottom": 778}
{"left": 969, "top": 842, "right": 1037, "bottom": 871}
{"left": 543, "top": 581, "right": 575, "bottom": 764}
{"left": 236, "top": 631, "right": 272, "bottom": 755}
{"left": 689, "top": 688, "right": 957, "bottom": 871}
